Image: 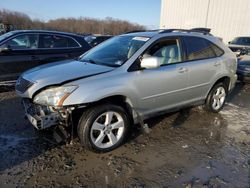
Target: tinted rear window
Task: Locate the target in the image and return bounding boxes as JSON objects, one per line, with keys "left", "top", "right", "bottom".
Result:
{"left": 231, "top": 37, "right": 250, "bottom": 46}
{"left": 40, "top": 34, "right": 80, "bottom": 48}
{"left": 184, "top": 36, "right": 224, "bottom": 61}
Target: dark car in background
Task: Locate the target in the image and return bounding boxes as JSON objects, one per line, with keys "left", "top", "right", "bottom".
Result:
{"left": 228, "top": 36, "right": 250, "bottom": 52}
{"left": 237, "top": 50, "right": 250, "bottom": 83}
{"left": 0, "top": 30, "right": 91, "bottom": 85}
{"left": 85, "top": 35, "right": 113, "bottom": 47}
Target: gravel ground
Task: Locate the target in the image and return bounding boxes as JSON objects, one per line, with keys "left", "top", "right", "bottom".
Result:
{"left": 0, "top": 83, "right": 249, "bottom": 188}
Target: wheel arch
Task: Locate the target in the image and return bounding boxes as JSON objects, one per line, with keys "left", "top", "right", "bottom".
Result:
{"left": 214, "top": 76, "right": 230, "bottom": 91}
{"left": 73, "top": 95, "right": 135, "bottom": 126}
{"left": 96, "top": 95, "right": 135, "bottom": 125}
{"left": 206, "top": 76, "right": 231, "bottom": 97}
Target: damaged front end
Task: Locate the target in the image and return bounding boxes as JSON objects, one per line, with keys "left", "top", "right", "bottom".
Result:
{"left": 17, "top": 80, "right": 80, "bottom": 131}
{"left": 22, "top": 99, "right": 74, "bottom": 130}
{"left": 23, "top": 98, "right": 84, "bottom": 143}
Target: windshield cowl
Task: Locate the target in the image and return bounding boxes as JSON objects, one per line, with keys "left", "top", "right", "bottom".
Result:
{"left": 79, "top": 58, "right": 120, "bottom": 68}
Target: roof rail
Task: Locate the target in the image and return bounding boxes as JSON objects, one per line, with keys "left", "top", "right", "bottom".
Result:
{"left": 124, "top": 28, "right": 212, "bottom": 36}
{"left": 124, "top": 30, "right": 148, "bottom": 34}
{"left": 124, "top": 29, "right": 163, "bottom": 34}
{"left": 160, "top": 29, "right": 190, "bottom": 34}
{"left": 160, "top": 28, "right": 212, "bottom": 35}
{"left": 190, "top": 27, "right": 211, "bottom": 34}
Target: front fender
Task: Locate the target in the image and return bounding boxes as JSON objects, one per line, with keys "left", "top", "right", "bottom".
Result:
{"left": 63, "top": 84, "right": 138, "bottom": 107}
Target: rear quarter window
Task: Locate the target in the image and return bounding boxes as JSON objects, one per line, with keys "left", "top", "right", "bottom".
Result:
{"left": 184, "top": 36, "right": 224, "bottom": 61}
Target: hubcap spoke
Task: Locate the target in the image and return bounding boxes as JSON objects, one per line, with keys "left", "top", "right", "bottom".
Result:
{"left": 212, "top": 99, "right": 217, "bottom": 108}
{"left": 105, "top": 112, "right": 114, "bottom": 125}
{"left": 111, "top": 121, "right": 124, "bottom": 130}
{"left": 219, "top": 92, "right": 225, "bottom": 99}
{"left": 92, "top": 122, "right": 105, "bottom": 131}
{"left": 215, "top": 88, "right": 221, "bottom": 96}
{"left": 217, "top": 99, "right": 222, "bottom": 107}
{"left": 94, "top": 132, "right": 105, "bottom": 145}
{"left": 107, "top": 132, "right": 118, "bottom": 145}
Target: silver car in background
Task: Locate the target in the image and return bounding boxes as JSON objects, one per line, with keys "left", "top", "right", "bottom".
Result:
{"left": 16, "top": 28, "right": 237, "bottom": 152}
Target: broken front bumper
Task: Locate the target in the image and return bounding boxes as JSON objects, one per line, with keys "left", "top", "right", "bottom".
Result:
{"left": 22, "top": 99, "right": 62, "bottom": 130}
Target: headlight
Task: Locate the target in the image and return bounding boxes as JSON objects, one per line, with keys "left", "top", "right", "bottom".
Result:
{"left": 33, "top": 86, "right": 78, "bottom": 106}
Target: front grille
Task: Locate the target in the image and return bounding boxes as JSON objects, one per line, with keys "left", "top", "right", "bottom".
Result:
{"left": 15, "top": 77, "right": 33, "bottom": 93}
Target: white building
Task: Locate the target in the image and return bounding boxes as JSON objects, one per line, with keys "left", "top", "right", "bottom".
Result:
{"left": 160, "top": 0, "right": 250, "bottom": 43}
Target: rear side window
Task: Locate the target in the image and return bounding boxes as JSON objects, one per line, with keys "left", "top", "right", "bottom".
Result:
{"left": 184, "top": 36, "right": 224, "bottom": 61}
{"left": 39, "top": 34, "right": 80, "bottom": 49}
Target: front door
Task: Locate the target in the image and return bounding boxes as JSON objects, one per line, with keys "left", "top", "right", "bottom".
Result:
{"left": 0, "top": 33, "right": 39, "bottom": 82}
{"left": 131, "top": 38, "right": 189, "bottom": 115}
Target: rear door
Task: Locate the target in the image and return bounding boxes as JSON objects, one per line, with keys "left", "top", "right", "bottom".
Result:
{"left": 0, "top": 33, "right": 39, "bottom": 82}
{"left": 37, "top": 34, "right": 83, "bottom": 64}
{"left": 182, "top": 36, "right": 224, "bottom": 101}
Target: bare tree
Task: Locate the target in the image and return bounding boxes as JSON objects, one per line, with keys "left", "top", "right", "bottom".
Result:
{"left": 0, "top": 9, "right": 146, "bottom": 35}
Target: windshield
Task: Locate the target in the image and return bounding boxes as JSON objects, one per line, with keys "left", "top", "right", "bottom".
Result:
{"left": 79, "top": 35, "right": 150, "bottom": 67}
{"left": 0, "top": 31, "right": 15, "bottom": 42}
{"left": 231, "top": 37, "right": 250, "bottom": 46}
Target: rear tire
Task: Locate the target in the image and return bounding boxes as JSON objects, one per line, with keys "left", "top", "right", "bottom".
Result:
{"left": 77, "top": 104, "right": 130, "bottom": 153}
{"left": 204, "top": 83, "right": 227, "bottom": 113}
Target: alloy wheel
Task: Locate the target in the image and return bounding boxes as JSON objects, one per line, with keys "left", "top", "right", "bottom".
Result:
{"left": 90, "top": 111, "right": 125, "bottom": 149}
{"left": 212, "top": 86, "right": 226, "bottom": 110}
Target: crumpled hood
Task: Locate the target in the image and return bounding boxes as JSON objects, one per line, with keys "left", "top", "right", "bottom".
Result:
{"left": 22, "top": 59, "right": 114, "bottom": 86}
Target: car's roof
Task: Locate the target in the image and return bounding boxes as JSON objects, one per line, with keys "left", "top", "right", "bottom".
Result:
{"left": 120, "top": 29, "right": 214, "bottom": 39}
{"left": 9, "top": 30, "right": 82, "bottom": 37}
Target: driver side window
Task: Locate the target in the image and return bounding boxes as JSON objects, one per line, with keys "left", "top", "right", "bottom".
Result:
{"left": 1, "top": 34, "right": 39, "bottom": 50}
{"left": 143, "top": 39, "right": 182, "bottom": 65}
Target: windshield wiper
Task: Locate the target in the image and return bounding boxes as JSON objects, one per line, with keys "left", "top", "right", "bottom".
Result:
{"left": 79, "top": 58, "right": 97, "bottom": 64}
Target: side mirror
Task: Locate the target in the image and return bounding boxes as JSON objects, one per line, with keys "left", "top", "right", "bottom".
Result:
{"left": 228, "top": 41, "right": 231, "bottom": 44}
{"left": 140, "top": 56, "right": 161, "bottom": 69}
{"left": 0, "top": 46, "right": 11, "bottom": 53}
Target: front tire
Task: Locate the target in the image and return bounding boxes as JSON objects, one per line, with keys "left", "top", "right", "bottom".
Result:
{"left": 77, "top": 104, "right": 130, "bottom": 152}
{"left": 204, "top": 82, "right": 227, "bottom": 113}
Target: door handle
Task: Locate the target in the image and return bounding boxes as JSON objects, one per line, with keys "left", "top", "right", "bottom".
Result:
{"left": 178, "top": 67, "right": 188, "bottom": 73}
{"left": 64, "top": 54, "right": 71, "bottom": 58}
{"left": 31, "top": 55, "right": 39, "bottom": 60}
{"left": 214, "top": 62, "right": 221, "bottom": 66}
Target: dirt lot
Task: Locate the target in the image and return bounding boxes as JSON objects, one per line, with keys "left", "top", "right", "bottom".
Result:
{"left": 0, "top": 83, "right": 249, "bottom": 188}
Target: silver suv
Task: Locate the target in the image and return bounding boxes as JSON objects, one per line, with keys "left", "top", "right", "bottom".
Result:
{"left": 16, "top": 29, "right": 237, "bottom": 152}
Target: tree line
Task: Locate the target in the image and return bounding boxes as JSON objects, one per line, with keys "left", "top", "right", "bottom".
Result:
{"left": 0, "top": 9, "right": 146, "bottom": 35}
